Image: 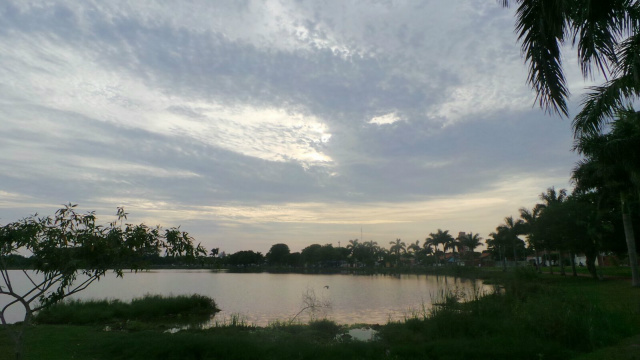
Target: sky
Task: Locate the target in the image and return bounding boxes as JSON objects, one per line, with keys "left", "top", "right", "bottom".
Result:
{"left": 0, "top": 1, "right": 592, "bottom": 254}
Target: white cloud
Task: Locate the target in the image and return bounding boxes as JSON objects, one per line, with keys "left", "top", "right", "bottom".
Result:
{"left": 369, "top": 112, "right": 401, "bottom": 125}
{"left": 0, "top": 33, "right": 333, "bottom": 169}
{"left": 0, "top": 1, "right": 583, "bottom": 253}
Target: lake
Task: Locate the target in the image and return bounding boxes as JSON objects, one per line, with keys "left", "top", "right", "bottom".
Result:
{"left": 2, "top": 270, "right": 492, "bottom": 326}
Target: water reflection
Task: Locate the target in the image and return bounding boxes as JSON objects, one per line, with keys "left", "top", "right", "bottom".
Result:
{"left": 3, "top": 270, "right": 493, "bottom": 326}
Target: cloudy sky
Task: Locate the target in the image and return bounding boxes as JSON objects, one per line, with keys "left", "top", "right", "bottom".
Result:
{"left": 0, "top": 1, "right": 590, "bottom": 254}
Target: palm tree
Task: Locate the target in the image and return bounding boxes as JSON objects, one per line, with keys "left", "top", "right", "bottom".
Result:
{"left": 573, "top": 114, "right": 640, "bottom": 286}
{"left": 389, "top": 239, "right": 406, "bottom": 265}
{"left": 346, "top": 239, "right": 360, "bottom": 251}
{"left": 407, "top": 240, "right": 421, "bottom": 254}
{"left": 346, "top": 239, "right": 360, "bottom": 266}
{"left": 426, "top": 229, "right": 454, "bottom": 265}
{"left": 458, "top": 232, "right": 483, "bottom": 261}
{"left": 406, "top": 240, "right": 420, "bottom": 262}
{"left": 361, "top": 240, "right": 381, "bottom": 267}
{"left": 486, "top": 230, "right": 508, "bottom": 272}
{"left": 421, "top": 241, "right": 434, "bottom": 264}
{"left": 498, "top": 216, "right": 525, "bottom": 267}
{"left": 537, "top": 187, "right": 570, "bottom": 275}
{"left": 500, "top": 0, "right": 640, "bottom": 134}
{"left": 519, "top": 205, "right": 543, "bottom": 272}
{"left": 500, "top": 2, "right": 640, "bottom": 285}
{"left": 444, "top": 236, "right": 461, "bottom": 255}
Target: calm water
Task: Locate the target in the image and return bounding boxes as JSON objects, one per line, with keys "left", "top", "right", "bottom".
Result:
{"left": 2, "top": 270, "right": 492, "bottom": 325}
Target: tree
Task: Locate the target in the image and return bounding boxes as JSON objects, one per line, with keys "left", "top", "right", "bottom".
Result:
{"left": 407, "top": 240, "right": 421, "bottom": 254}
{"left": 301, "top": 244, "right": 323, "bottom": 266}
{"left": 444, "top": 235, "right": 461, "bottom": 255}
{"left": 486, "top": 230, "right": 509, "bottom": 271}
{"left": 362, "top": 240, "right": 382, "bottom": 267}
{"left": 457, "top": 232, "right": 483, "bottom": 261}
{"left": 500, "top": 0, "right": 640, "bottom": 131}
{"left": 389, "top": 239, "right": 406, "bottom": 265}
{"left": 0, "top": 204, "right": 206, "bottom": 359}
{"left": 501, "top": 1, "right": 640, "bottom": 285}
{"left": 426, "top": 229, "right": 454, "bottom": 266}
{"left": 562, "top": 191, "right": 614, "bottom": 278}
{"left": 346, "top": 239, "right": 361, "bottom": 266}
{"left": 422, "top": 241, "right": 434, "bottom": 256}
{"left": 519, "top": 205, "right": 543, "bottom": 271}
{"left": 537, "top": 187, "right": 570, "bottom": 274}
{"left": 573, "top": 115, "right": 640, "bottom": 286}
{"left": 225, "top": 250, "right": 264, "bottom": 267}
{"left": 265, "top": 243, "right": 291, "bottom": 266}
{"left": 498, "top": 216, "right": 525, "bottom": 265}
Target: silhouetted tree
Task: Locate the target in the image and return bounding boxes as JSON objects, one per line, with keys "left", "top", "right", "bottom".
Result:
{"left": 0, "top": 204, "right": 206, "bottom": 360}
{"left": 389, "top": 239, "right": 406, "bottom": 265}
{"left": 266, "top": 243, "right": 291, "bottom": 266}
{"left": 225, "top": 250, "right": 264, "bottom": 267}
{"left": 426, "top": 229, "right": 454, "bottom": 265}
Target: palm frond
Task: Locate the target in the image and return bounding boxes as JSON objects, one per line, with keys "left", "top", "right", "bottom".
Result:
{"left": 515, "top": 0, "right": 571, "bottom": 116}
{"left": 572, "top": 74, "right": 638, "bottom": 136}
{"left": 569, "top": 0, "right": 633, "bottom": 78}
{"left": 614, "top": 31, "right": 640, "bottom": 80}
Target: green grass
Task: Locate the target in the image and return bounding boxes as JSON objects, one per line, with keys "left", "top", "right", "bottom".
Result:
{"left": 543, "top": 265, "right": 633, "bottom": 278}
{"left": 2, "top": 272, "right": 639, "bottom": 359}
{"left": 378, "top": 272, "right": 640, "bottom": 359}
{"left": 34, "top": 294, "right": 219, "bottom": 325}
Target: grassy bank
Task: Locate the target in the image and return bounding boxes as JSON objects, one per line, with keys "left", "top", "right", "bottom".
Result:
{"left": 1, "top": 269, "right": 639, "bottom": 359}
{"left": 34, "top": 294, "right": 219, "bottom": 326}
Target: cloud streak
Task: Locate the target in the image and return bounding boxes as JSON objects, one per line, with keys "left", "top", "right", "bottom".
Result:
{"left": 0, "top": 1, "right": 581, "bottom": 253}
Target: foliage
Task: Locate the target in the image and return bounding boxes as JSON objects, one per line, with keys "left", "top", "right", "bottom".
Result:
{"left": 486, "top": 218, "right": 526, "bottom": 268}
{"left": 300, "top": 243, "right": 347, "bottom": 267}
{"left": 425, "top": 229, "right": 454, "bottom": 265}
{"left": 457, "top": 232, "right": 482, "bottom": 253}
{"left": 4, "top": 275, "right": 638, "bottom": 360}
{"left": 501, "top": 0, "right": 640, "bottom": 129}
{"left": 501, "top": 1, "right": 640, "bottom": 286}
{"left": 388, "top": 239, "right": 406, "bottom": 265}
{"left": 224, "top": 250, "right": 264, "bottom": 267}
{"left": 33, "top": 294, "right": 219, "bottom": 325}
{"left": 265, "top": 243, "right": 290, "bottom": 266}
{"left": 381, "top": 275, "right": 638, "bottom": 359}
{"left": 345, "top": 240, "right": 383, "bottom": 267}
{"left": 0, "top": 204, "right": 206, "bottom": 324}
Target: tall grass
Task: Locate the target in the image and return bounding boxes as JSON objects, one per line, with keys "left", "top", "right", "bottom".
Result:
{"left": 7, "top": 273, "right": 640, "bottom": 359}
{"left": 379, "top": 272, "right": 639, "bottom": 359}
{"left": 34, "top": 294, "right": 219, "bottom": 325}
{"left": 212, "top": 313, "right": 253, "bottom": 328}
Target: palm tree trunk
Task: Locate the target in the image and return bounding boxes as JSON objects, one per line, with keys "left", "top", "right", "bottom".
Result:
{"left": 546, "top": 249, "right": 553, "bottom": 275}
{"left": 620, "top": 192, "right": 640, "bottom": 287}
{"left": 534, "top": 248, "right": 541, "bottom": 273}
{"left": 585, "top": 248, "right": 598, "bottom": 279}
